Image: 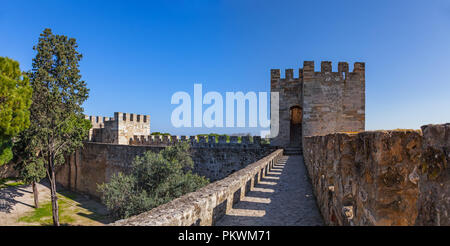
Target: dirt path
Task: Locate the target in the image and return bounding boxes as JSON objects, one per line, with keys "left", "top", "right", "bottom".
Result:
{"left": 0, "top": 182, "right": 50, "bottom": 225}
{"left": 216, "top": 155, "right": 323, "bottom": 226}
{"left": 0, "top": 181, "right": 110, "bottom": 226}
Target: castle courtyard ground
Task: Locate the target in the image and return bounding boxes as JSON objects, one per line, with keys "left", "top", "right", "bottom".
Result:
{"left": 0, "top": 180, "right": 111, "bottom": 226}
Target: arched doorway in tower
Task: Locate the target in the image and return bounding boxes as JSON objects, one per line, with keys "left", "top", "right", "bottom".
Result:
{"left": 289, "top": 106, "right": 302, "bottom": 147}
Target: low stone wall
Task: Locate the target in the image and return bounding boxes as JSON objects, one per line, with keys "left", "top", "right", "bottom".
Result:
{"left": 303, "top": 123, "right": 450, "bottom": 226}
{"left": 112, "top": 149, "right": 283, "bottom": 226}
{"left": 56, "top": 142, "right": 274, "bottom": 199}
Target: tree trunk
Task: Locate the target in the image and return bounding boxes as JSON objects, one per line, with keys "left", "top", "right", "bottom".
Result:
{"left": 49, "top": 156, "right": 60, "bottom": 226}
{"left": 32, "top": 181, "right": 39, "bottom": 208}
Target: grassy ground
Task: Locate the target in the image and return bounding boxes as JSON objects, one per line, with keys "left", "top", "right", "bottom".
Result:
{"left": 0, "top": 177, "right": 24, "bottom": 189}
{"left": 17, "top": 189, "right": 111, "bottom": 226}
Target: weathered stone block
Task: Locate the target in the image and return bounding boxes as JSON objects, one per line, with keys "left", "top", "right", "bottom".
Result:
{"left": 303, "top": 129, "right": 422, "bottom": 225}
{"left": 416, "top": 123, "right": 450, "bottom": 225}
{"left": 270, "top": 61, "right": 365, "bottom": 151}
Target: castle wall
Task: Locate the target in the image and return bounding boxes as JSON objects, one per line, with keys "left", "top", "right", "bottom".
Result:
{"left": 302, "top": 61, "right": 365, "bottom": 137}
{"left": 129, "top": 135, "right": 275, "bottom": 181}
{"left": 86, "top": 116, "right": 110, "bottom": 142}
{"left": 56, "top": 141, "right": 274, "bottom": 199}
{"left": 85, "top": 112, "right": 150, "bottom": 144}
{"left": 102, "top": 119, "right": 118, "bottom": 143}
{"left": 116, "top": 112, "right": 150, "bottom": 145}
{"left": 56, "top": 143, "right": 164, "bottom": 198}
{"left": 270, "top": 61, "right": 365, "bottom": 149}
{"left": 302, "top": 123, "right": 450, "bottom": 226}
{"left": 270, "top": 68, "right": 303, "bottom": 148}
{"left": 416, "top": 123, "right": 450, "bottom": 225}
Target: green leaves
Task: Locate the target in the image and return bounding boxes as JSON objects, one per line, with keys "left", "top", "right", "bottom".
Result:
{"left": 19, "top": 158, "right": 46, "bottom": 184}
{"left": 0, "top": 57, "right": 32, "bottom": 165}
{"left": 98, "top": 143, "right": 209, "bottom": 220}
{"left": 0, "top": 139, "right": 13, "bottom": 165}
{"left": 25, "top": 28, "right": 90, "bottom": 163}
{"left": 16, "top": 28, "right": 90, "bottom": 184}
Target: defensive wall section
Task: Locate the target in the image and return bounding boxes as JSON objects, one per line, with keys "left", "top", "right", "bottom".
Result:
{"left": 86, "top": 112, "right": 150, "bottom": 145}
{"left": 303, "top": 123, "right": 450, "bottom": 226}
{"left": 112, "top": 149, "right": 283, "bottom": 226}
{"left": 56, "top": 136, "right": 275, "bottom": 199}
{"left": 270, "top": 61, "right": 365, "bottom": 149}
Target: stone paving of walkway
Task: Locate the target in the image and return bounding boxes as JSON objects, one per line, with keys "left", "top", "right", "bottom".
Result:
{"left": 216, "top": 155, "right": 323, "bottom": 226}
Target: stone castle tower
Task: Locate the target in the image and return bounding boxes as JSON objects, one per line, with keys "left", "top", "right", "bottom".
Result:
{"left": 270, "top": 61, "right": 365, "bottom": 152}
{"left": 86, "top": 112, "right": 150, "bottom": 144}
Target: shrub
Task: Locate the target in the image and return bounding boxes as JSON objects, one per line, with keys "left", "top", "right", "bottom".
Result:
{"left": 98, "top": 142, "right": 209, "bottom": 220}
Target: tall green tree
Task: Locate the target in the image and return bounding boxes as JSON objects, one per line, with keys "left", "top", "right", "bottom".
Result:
{"left": 14, "top": 130, "right": 47, "bottom": 208}
{"left": 0, "top": 57, "right": 32, "bottom": 165}
{"left": 23, "top": 28, "right": 91, "bottom": 226}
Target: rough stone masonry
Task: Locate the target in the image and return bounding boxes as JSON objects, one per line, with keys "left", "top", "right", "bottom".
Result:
{"left": 270, "top": 61, "right": 365, "bottom": 151}
{"left": 303, "top": 124, "right": 450, "bottom": 226}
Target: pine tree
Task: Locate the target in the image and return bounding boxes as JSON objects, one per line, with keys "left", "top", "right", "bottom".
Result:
{"left": 0, "top": 57, "right": 32, "bottom": 165}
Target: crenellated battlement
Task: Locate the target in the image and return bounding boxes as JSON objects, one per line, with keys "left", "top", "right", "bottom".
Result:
{"left": 271, "top": 61, "right": 365, "bottom": 88}
{"left": 113, "top": 112, "right": 150, "bottom": 123}
{"left": 270, "top": 68, "right": 303, "bottom": 80}
{"left": 84, "top": 115, "right": 113, "bottom": 127}
{"left": 303, "top": 60, "right": 365, "bottom": 73}
{"left": 85, "top": 112, "right": 151, "bottom": 144}
{"left": 270, "top": 60, "right": 365, "bottom": 149}
{"left": 129, "top": 135, "right": 266, "bottom": 148}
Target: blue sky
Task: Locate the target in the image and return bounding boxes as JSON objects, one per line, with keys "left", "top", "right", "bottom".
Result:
{"left": 1, "top": 0, "right": 450, "bottom": 135}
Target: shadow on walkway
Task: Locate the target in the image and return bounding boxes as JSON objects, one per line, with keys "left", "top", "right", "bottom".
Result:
{"left": 216, "top": 155, "right": 323, "bottom": 226}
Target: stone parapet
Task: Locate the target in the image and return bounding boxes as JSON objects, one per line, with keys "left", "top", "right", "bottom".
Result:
{"left": 112, "top": 149, "right": 283, "bottom": 226}
{"left": 416, "top": 123, "right": 450, "bottom": 225}
{"left": 303, "top": 124, "right": 450, "bottom": 226}
{"left": 130, "top": 135, "right": 267, "bottom": 148}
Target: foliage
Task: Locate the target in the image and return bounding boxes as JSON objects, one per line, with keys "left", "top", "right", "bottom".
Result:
{"left": 98, "top": 142, "right": 209, "bottom": 220}
{"left": 17, "top": 155, "right": 47, "bottom": 185}
{"left": 261, "top": 138, "right": 270, "bottom": 145}
{"left": 18, "top": 28, "right": 91, "bottom": 226}
{"left": 0, "top": 57, "right": 32, "bottom": 165}
{"left": 0, "top": 177, "right": 25, "bottom": 189}
{"left": 26, "top": 28, "right": 91, "bottom": 163}
{"left": 150, "top": 132, "right": 171, "bottom": 135}
{"left": 0, "top": 139, "right": 13, "bottom": 166}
